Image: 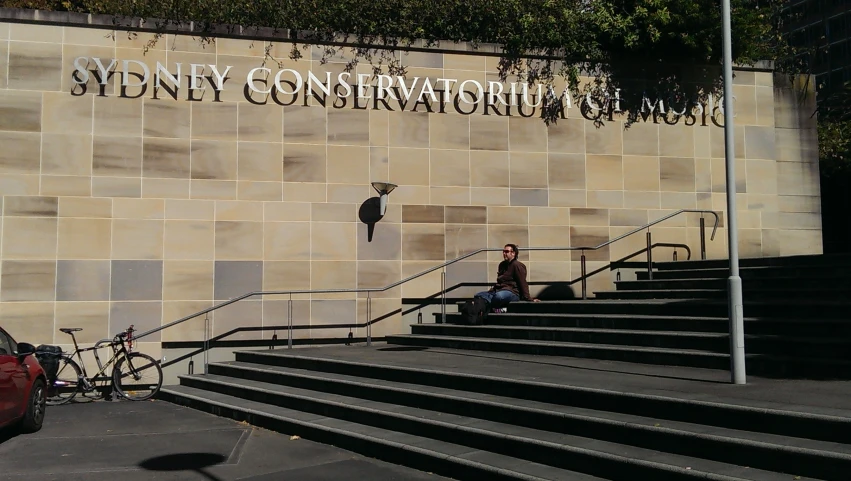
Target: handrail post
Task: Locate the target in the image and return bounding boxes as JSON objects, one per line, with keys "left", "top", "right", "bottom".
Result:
{"left": 287, "top": 293, "right": 293, "bottom": 350}
{"left": 203, "top": 314, "right": 210, "bottom": 375}
{"left": 367, "top": 292, "right": 372, "bottom": 347}
{"left": 580, "top": 251, "right": 587, "bottom": 300}
{"left": 700, "top": 216, "right": 707, "bottom": 260}
{"left": 441, "top": 269, "right": 446, "bottom": 323}
{"left": 646, "top": 231, "right": 653, "bottom": 280}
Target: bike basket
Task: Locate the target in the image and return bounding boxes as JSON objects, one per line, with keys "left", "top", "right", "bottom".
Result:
{"left": 35, "top": 345, "right": 63, "bottom": 382}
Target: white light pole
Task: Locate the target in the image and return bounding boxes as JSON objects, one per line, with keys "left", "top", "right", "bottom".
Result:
{"left": 721, "top": 0, "right": 746, "bottom": 384}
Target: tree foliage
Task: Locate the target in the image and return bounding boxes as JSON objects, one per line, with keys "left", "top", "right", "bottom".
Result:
{"left": 818, "top": 83, "right": 851, "bottom": 175}
{"left": 1, "top": 0, "right": 799, "bottom": 123}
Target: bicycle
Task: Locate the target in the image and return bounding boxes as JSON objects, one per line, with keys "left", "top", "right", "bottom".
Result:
{"left": 46, "top": 325, "right": 163, "bottom": 405}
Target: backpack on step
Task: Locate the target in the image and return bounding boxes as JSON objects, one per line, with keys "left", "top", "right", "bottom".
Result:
{"left": 458, "top": 297, "right": 489, "bottom": 325}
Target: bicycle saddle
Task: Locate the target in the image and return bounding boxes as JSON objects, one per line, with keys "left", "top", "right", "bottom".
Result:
{"left": 60, "top": 328, "right": 82, "bottom": 333}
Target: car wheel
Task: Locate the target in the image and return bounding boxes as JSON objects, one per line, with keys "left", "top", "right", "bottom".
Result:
{"left": 20, "top": 378, "right": 46, "bottom": 433}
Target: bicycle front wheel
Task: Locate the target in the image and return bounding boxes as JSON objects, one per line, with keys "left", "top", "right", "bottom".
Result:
{"left": 46, "top": 356, "right": 82, "bottom": 406}
{"left": 112, "top": 353, "right": 163, "bottom": 401}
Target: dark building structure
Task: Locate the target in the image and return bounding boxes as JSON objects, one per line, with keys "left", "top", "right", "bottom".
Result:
{"left": 787, "top": 0, "right": 851, "bottom": 100}
{"left": 786, "top": 0, "right": 851, "bottom": 254}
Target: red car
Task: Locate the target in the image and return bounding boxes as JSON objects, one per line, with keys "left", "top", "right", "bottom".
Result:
{"left": 0, "top": 326, "right": 47, "bottom": 433}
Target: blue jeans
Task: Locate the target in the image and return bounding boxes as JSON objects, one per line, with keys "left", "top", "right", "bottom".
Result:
{"left": 474, "top": 290, "right": 519, "bottom": 308}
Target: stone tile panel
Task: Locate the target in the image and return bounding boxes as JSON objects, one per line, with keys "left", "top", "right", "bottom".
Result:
{"left": 214, "top": 221, "right": 263, "bottom": 260}
{"left": 430, "top": 150, "right": 470, "bottom": 187}
{"left": 389, "top": 147, "right": 430, "bottom": 186}
{"left": 111, "top": 260, "right": 163, "bottom": 301}
{"left": 111, "top": 219, "right": 164, "bottom": 259}
{"left": 470, "top": 151, "right": 509, "bottom": 188}
{"left": 110, "top": 301, "right": 162, "bottom": 341}
{"left": 0, "top": 260, "right": 56, "bottom": 302}
{"left": 311, "top": 222, "right": 356, "bottom": 260}
{"left": 56, "top": 260, "right": 110, "bottom": 302}
{"left": 143, "top": 138, "right": 191, "bottom": 178}
{"left": 92, "top": 136, "right": 143, "bottom": 176}
{"left": 162, "top": 260, "right": 215, "bottom": 301}
{"left": 0, "top": 90, "right": 41, "bottom": 132}
{"left": 283, "top": 143, "right": 326, "bottom": 183}
{"left": 55, "top": 301, "right": 110, "bottom": 343}
{"left": 144, "top": 100, "right": 191, "bottom": 138}
{"left": 190, "top": 140, "right": 238, "bottom": 180}
{"left": 7, "top": 41, "right": 62, "bottom": 91}
{"left": 327, "top": 145, "right": 369, "bottom": 184}
{"left": 41, "top": 133, "right": 93, "bottom": 176}
{"left": 214, "top": 260, "right": 262, "bottom": 300}
{"left": 58, "top": 218, "right": 111, "bottom": 259}
{"left": 0, "top": 132, "right": 40, "bottom": 174}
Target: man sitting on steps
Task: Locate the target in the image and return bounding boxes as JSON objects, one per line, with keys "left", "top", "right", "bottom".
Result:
{"left": 474, "top": 243, "right": 539, "bottom": 312}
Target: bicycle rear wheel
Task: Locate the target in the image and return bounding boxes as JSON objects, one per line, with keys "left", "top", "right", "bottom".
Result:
{"left": 112, "top": 353, "right": 163, "bottom": 401}
{"left": 46, "top": 356, "right": 82, "bottom": 406}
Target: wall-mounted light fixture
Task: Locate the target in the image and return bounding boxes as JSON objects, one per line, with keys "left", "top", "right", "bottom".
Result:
{"left": 371, "top": 182, "right": 398, "bottom": 216}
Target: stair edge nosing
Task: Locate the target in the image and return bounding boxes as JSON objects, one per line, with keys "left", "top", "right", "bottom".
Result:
{"left": 388, "top": 334, "right": 728, "bottom": 357}
{"left": 196, "top": 365, "right": 851, "bottom": 462}
{"left": 413, "top": 325, "right": 729, "bottom": 337}
{"left": 162, "top": 381, "right": 761, "bottom": 481}
{"left": 159, "top": 386, "right": 555, "bottom": 481}
{"left": 236, "top": 350, "right": 851, "bottom": 425}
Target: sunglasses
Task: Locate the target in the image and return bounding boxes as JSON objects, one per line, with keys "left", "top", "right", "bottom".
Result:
{"left": 503, "top": 249, "right": 513, "bottom": 253}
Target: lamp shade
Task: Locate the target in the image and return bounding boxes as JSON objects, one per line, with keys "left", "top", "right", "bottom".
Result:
{"left": 371, "top": 182, "right": 397, "bottom": 195}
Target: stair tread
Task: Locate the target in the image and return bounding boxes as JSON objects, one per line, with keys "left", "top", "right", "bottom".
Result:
{"left": 179, "top": 374, "right": 821, "bottom": 481}
{"left": 462, "top": 299, "right": 851, "bottom": 306}
{"left": 744, "top": 353, "right": 851, "bottom": 365}
{"left": 601, "top": 287, "right": 851, "bottom": 293}
{"left": 243, "top": 348, "right": 851, "bottom": 418}
{"left": 161, "top": 384, "right": 610, "bottom": 481}
{"left": 441, "top": 312, "right": 736, "bottom": 320}
{"left": 216, "top": 360, "right": 851, "bottom": 457}
{"left": 622, "top": 275, "right": 850, "bottom": 282}
{"left": 651, "top": 266, "right": 851, "bottom": 274}
{"left": 388, "top": 334, "right": 729, "bottom": 357}
{"left": 414, "top": 324, "right": 729, "bottom": 338}
{"left": 422, "top": 321, "right": 851, "bottom": 344}
{"left": 437, "top": 311, "right": 851, "bottom": 324}
{"left": 392, "top": 334, "right": 851, "bottom": 365}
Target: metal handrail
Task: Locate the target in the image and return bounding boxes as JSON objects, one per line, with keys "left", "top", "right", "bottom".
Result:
{"left": 127, "top": 208, "right": 719, "bottom": 354}
{"left": 159, "top": 241, "right": 695, "bottom": 376}
{"left": 403, "top": 242, "right": 692, "bottom": 305}
{"left": 158, "top": 240, "right": 693, "bottom": 367}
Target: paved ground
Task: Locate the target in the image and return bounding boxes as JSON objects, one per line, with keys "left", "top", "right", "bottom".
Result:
{"left": 0, "top": 399, "right": 452, "bottom": 481}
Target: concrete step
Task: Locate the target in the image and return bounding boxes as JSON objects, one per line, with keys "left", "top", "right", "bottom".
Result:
{"left": 637, "top": 266, "right": 851, "bottom": 281}
{"left": 419, "top": 320, "right": 851, "bottom": 359}
{"left": 462, "top": 299, "right": 851, "bottom": 319}
{"left": 384, "top": 334, "right": 851, "bottom": 379}
{"left": 653, "top": 254, "right": 851, "bottom": 271}
{"left": 412, "top": 323, "right": 730, "bottom": 352}
{"left": 616, "top": 277, "right": 851, "bottom": 291}
{"left": 385, "top": 334, "right": 729, "bottom": 370}
{"left": 442, "top": 312, "right": 851, "bottom": 337}
{"left": 235, "top": 348, "right": 851, "bottom": 444}
{"left": 594, "top": 288, "right": 851, "bottom": 300}
{"left": 158, "top": 384, "right": 597, "bottom": 481}
{"left": 204, "top": 360, "right": 851, "bottom": 480}
{"left": 166, "top": 374, "right": 831, "bottom": 481}
{"left": 445, "top": 312, "right": 730, "bottom": 331}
